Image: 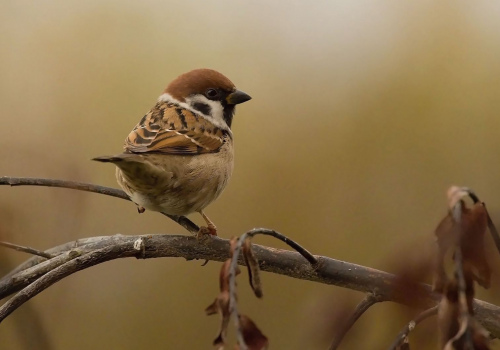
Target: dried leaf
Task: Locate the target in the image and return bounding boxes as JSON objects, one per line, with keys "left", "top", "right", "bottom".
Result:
{"left": 447, "top": 186, "right": 469, "bottom": 210}
{"left": 206, "top": 291, "right": 230, "bottom": 347}
{"left": 206, "top": 237, "right": 241, "bottom": 348}
{"left": 236, "top": 315, "right": 268, "bottom": 350}
{"left": 443, "top": 316, "right": 489, "bottom": 350}
{"left": 206, "top": 261, "right": 232, "bottom": 347}
{"left": 438, "top": 280, "right": 460, "bottom": 348}
{"left": 434, "top": 198, "right": 491, "bottom": 291}
{"left": 438, "top": 278, "right": 485, "bottom": 349}
{"left": 242, "top": 238, "right": 263, "bottom": 298}
{"left": 460, "top": 203, "right": 490, "bottom": 288}
{"left": 388, "top": 249, "right": 435, "bottom": 309}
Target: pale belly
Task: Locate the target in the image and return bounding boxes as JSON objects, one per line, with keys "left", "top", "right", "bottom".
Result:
{"left": 115, "top": 142, "right": 234, "bottom": 216}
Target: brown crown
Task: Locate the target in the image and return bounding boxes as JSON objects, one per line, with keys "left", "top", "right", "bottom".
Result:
{"left": 164, "top": 69, "right": 236, "bottom": 102}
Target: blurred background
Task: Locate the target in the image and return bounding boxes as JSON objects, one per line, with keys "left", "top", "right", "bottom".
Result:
{"left": 1, "top": 1, "right": 500, "bottom": 349}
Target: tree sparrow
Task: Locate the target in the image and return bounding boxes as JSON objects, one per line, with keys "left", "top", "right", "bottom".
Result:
{"left": 93, "top": 69, "right": 251, "bottom": 235}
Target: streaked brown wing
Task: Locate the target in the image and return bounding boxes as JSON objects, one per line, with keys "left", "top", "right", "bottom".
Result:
{"left": 124, "top": 101, "right": 226, "bottom": 155}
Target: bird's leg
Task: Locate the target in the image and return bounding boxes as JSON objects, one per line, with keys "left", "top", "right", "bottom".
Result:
{"left": 197, "top": 210, "right": 217, "bottom": 237}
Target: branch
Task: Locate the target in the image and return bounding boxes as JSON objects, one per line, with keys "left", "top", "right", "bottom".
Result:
{"left": 0, "top": 234, "right": 499, "bottom": 339}
{"left": 0, "top": 242, "right": 133, "bottom": 321}
{"left": 0, "top": 241, "right": 54, "bottom": 259}
{"left": 388, "top": 306, "right": 438, "bottom": 350}
{"left": 226, "top": 229, "right": 317, "bottom": 349}
{"left": 328, "top": 293, "right": 384, "bottom": 350}
{"left": 2, "top": 177, "right": 500, "bottom": 343}
{"left": 0, "top": 176, "right": 199, "bottom": 234}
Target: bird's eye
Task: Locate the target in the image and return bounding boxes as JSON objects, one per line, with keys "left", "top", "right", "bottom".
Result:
{"left": 205, "top": 88, "right": 219, "bottom": 99}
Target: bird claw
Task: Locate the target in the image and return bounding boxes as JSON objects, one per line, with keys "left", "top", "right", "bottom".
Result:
{"left": 137, "top": 206, "right": 145, "bottom": 214}
{"left": 196, "top": 225, "right": 218, "bottom": 239}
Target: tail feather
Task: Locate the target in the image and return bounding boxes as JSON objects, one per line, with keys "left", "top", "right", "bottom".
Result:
{"left": 92, "top": 154, "right": 139, "bottom": 163}
{"left": 93, "top": 153, "right": 165, "bottom": 178}
{"left": 92, "top": 155, "right": 122, "bottom": 163}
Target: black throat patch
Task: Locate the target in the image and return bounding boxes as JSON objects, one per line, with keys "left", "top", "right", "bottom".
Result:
{"left": 222, "top": 103, "right": 235, "bottom": 128}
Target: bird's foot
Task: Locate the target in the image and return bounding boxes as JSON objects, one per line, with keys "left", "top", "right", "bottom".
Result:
{"left": 196, "top": 224, "right": 217, "bottom": 239}
{"left": 197, "top": 210, "right": 217, "bottom": 238}
{"left": 137, "top": 206, "right": 145, "bottom": 214}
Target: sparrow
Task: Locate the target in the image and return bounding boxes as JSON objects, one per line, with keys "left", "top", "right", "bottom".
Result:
{"left": 93, "top": 69, "right": 251, "bottom": 235}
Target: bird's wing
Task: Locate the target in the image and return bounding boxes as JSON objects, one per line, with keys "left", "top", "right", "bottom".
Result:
{"left": 124, "top": 102, "right": 227, "bottom": 155}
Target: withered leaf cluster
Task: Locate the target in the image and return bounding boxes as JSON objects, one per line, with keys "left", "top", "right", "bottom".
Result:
{"left": 206, "top": 237, "right": 268, "bottom": 350}
{"left": 378, "top": 186, "right": 498, "bottom": 350}
{"left": 433, "top": 186, "right": 496, "bottom": 350}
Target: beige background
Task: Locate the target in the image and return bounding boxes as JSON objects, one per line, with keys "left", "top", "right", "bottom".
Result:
{"left": 1, "top": 1, "right": 500, "bottom": 349}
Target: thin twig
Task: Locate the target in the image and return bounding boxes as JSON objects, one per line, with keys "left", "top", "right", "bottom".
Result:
{"left": 0, "top": 236, "right": 112, "bottom": 282}
{"left": 0, "top": 241, "right": 54, "bottom": 259}
{"left": 388, "top": 306, "right": 438, "bottom": 350}
{"left": 328, "top": 293, "right": 384, "bottom": 350}
{"left": 0, "top": 176, "right": 128, "bottom": 199}
{"left": 244, "top": 228, "right": 318, "bottom": 265}
{"left": 452, "top": 200, "right": 474, "bottom": 349}
{"left": 0, "top": 176, "right": 199, "bottom": 234}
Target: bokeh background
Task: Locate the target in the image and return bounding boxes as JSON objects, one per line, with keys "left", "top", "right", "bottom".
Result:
{"left": 1, "top": 1, "right": 500, "bottom": 349}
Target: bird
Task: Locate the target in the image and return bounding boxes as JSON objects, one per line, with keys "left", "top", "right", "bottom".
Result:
{"left": 93, "top": 69, "right": 251, "bottom": 235}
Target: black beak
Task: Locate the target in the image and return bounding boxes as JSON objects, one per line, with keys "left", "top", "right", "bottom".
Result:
{"left": 226, "top": 90, "right": 252, "bottom": 105}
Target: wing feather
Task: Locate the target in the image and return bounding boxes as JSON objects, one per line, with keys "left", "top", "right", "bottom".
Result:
{"left": 124, "top": 101, "right": 227, "bottom": 155}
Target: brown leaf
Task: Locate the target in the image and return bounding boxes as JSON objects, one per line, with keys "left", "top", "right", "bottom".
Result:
{"left": 206, "top": 237, "right": 241, "bottom": 348}
{"left": 438, "top": 279, "right": 486, "bottom": 349}
{"left": 447, "top": 186, "right": 470, "bottom": 211}
{"left": 460, "top": 203, "right": 490, "bottom": 288}
{"left": 434, "top": 196, "right": 491, "bottom": 291}
{"left": 443, "top": 316, "right": 490, "bottom": 350}
{"left": 438, "top": 280, "right": 461, "bottom": 348}
{"left": 386, "top": 247, "right": 435, "bottom": 309}
{"left": 206, "top": 260, "right": 232, "bottom": 348}
{"left": 236, "top": 315, "right": 268, "bottom": 350}
{"left": 242, "top": 238, "right": 263, "bottom": 298}
{"left": 206, "top": 290, "right": 230, "bottom": 348}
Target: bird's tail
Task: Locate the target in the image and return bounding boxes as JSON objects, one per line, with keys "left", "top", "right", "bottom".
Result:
{"left": 92, "top": 154, "right": 138, "bottom": 163}
{"left": 92, "top": 153, "right": 166, "bottom": 183}
{"left": 92, "top": 155, "right": 123, "bottom": 163}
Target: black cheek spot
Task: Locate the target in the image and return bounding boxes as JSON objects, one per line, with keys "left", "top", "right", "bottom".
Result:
{"left": 192, "top": 102, "right": 212, "bottom": 116}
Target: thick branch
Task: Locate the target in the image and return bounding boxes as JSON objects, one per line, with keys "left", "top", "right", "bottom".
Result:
{"left": 0, "top": 234, "right": 499, "bottom": 338}
{"left": 1, "top": 177, "right": 499, "bottom": 339}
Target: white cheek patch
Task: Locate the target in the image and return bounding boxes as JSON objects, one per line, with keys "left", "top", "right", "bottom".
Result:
{"left": 186, "top": 95, "right": 225, "bottom": 124}
{"left": 158, "top": 93, "right": 230, "bottom": 132}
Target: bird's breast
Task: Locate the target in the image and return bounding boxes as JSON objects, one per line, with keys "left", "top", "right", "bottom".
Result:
{"left": 116, "top": 140, "right": 234, "bottom": 215}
